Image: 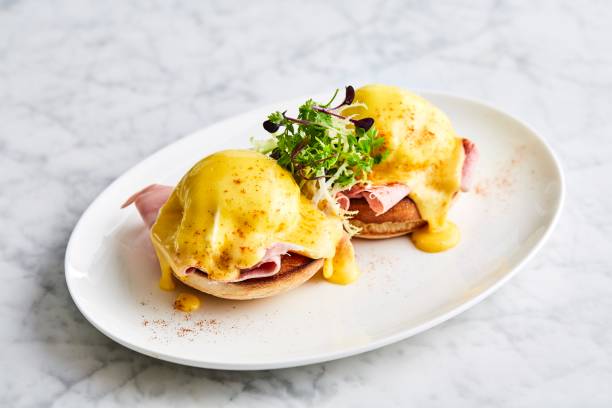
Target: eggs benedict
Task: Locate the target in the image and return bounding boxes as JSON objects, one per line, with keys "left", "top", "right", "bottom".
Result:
{"left": 122, "top": 149, "right": 359, "bottom": 300}
{"left": 339, "top": 84, "right": 479, "bottom": 252}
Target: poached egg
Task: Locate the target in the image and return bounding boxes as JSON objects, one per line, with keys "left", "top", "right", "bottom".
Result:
{"left": 344, "top": 84, "right": 466, "bottom": 252}
{"left": 150, "top": 149, "right": 359, "bottom": 289}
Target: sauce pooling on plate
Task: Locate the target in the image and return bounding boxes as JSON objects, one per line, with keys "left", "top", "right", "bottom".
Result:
{"left": 174, "top": 292, "right": 201, "bottom": 313}
{"left": 411, "top": 221, "right": 460, "bottom": 253}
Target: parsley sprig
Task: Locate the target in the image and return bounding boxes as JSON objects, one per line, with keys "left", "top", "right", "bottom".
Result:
{"left": 252, "top": 86, "right": 388, "bottom": 227}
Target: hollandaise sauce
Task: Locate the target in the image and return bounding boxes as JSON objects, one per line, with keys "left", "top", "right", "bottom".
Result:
{"left": 155, "top": 248, "right": 176, "bottom": 291}
{"left": 411, "top": 221, "right": 460, "bottom": 253}
{"left": 323, "top": 236, "right": 360, "bottom": 284}
{"left": 149, "top": 149, "right": 359, "bottom": 290}
{"left": 173, "top": 292, "right": 200, "bottom": 312}
{"left": 346, "top": 84, "right": 466, "bottom": 252}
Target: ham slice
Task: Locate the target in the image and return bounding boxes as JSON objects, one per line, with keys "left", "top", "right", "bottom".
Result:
{"left": 337, "top": 138, "right": 479, "bottom": 215}
{"left": 229, "top": 243, "right": 303, "bottom": 282}
{"left": 335, "top": 194, "right": 350, "bottom": 212}
{"left": 336, "top": 184, "right": 410, "bottom": 215}
{"left": 461, "top": 138, "right": 479, "bottom": 192}
{"left": 122, "top": 184, "right": 301, "bottom": 282}
{"left": 121, "top": 184, "right": 173, "bottom": 228}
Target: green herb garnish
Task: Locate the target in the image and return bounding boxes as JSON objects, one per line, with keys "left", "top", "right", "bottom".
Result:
{"left": 252, "top": 86, "right": 388, "bottom": 231}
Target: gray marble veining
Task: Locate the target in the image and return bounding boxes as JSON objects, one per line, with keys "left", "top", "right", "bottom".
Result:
{"left": 1, "top": 0, "right": 611, "bottom": 406}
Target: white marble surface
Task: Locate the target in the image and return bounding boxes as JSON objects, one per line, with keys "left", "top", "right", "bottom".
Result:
{"left": 1, "top": 0, "right": 610, "bottom": 406}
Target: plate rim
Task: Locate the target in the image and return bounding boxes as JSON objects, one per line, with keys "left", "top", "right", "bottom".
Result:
{"left": 64, "top": 90, "right": 565, "bottom": 370}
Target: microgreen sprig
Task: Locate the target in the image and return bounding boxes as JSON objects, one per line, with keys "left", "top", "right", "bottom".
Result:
{"left": 252, "top": 86, "right": 388, "bottom": 231}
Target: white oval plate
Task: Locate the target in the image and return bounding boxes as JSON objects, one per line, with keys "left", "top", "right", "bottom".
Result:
{"left": 65, "top": 91, "right": 564, "bottom": 370}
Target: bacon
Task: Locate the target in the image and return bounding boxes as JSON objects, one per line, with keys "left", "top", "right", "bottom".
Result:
{"left": 122, "top": 185, "right": 302, "bottom": 282}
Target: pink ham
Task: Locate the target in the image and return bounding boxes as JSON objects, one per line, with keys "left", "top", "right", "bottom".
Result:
{"left": 337, "top": 138, "right": 479, "bottom": 215}
{"left": 229, "top": 243, "right": 303, "bottom": 282}
{"left": 461, "top": 138, "right": 479, "bottom": 192}
{"left": 121, "top": 184, "right": 173, "bottom": 228}
{"left": 122, "top": 184, "right": 301, "bottom": 282}
{"left": 336, "top": 183, "right": 410, "bottom": 215}
{"left": 335, "top": 193, "right": 351, "bottom": 212}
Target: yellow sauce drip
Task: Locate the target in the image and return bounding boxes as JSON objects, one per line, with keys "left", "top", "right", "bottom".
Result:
{"left": 173, "top": 292, "right": 200, "bottom": 312}
{"left": 155, "top": 246, "right": 176, "bottom": 291}
{"left": 323, "top": 236, "right": 360, "bottom": 284}
{"left": 411, "top": 221, "right": 460, "bottom": 253}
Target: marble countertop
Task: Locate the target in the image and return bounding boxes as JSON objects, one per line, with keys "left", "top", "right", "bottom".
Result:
{"left": 1, "top": 0, "right": 611, "bottom": 406}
